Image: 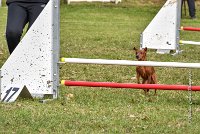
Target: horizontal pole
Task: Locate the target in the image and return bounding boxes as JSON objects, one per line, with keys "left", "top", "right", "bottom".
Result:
{"left": 180, "top": 40, "right": 200, "bottom": 45}
{"left": 181, "top": 26, "right": 200, "bottom": 32}
{"left": 61, "top": 58, "right": 200, "bottom": 68}
{"left": 68, "top": 0, "right": 117, "bottom": 2}
{"left": 61, "top": 80, "right": 200, "bottom": 91}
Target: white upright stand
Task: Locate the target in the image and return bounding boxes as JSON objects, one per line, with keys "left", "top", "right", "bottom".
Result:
{"left": 141, "top": 0, "right": 181, "bottom": 54}
{"left": 0, "top": 0, "right": 60, "bottom": 102}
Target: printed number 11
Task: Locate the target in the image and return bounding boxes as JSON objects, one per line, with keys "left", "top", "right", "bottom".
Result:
{"left": 2, "top": 87, "right": 19, "bottom": 102}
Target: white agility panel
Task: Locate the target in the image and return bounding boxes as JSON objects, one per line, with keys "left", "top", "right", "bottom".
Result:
{"left": 67, "top": 0, "right": 121, "bottom": 4}
{"left": 0, "top": 0, "right": 60, "bottom": 101}
{"left": 61, "top": 58, "right": 200, "bottom": 68}
{"left": 141, "top": 0, "right": 181, "bottom": 53}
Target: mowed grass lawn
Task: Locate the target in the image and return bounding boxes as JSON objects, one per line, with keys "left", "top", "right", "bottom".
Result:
{"left": 1, "top": 1, "right": 200, "bottom": 133}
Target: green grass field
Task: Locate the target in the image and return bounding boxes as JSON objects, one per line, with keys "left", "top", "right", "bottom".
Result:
{"left": 1, "top": 1, "right": 200, "bottom": 133}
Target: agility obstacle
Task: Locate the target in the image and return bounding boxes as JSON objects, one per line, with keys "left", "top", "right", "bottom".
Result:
{"left": 61, "top": 80, "right": 200, "bottom": 91}
{"left": 141, "top": 0, "right": 181, "bottom": 54}
{"left": 1, "top": 0, "right": 200, "bottom": 103}
{"left": 0, "top": 0, "right": 60, "bottom": 102}
{"left": 141, "top": 0, "right": 200, "bottom": 54}
{"left": 0, "top": 0, "right": 196, "bottom": 123}
{"left": 67, "top": 0, "right": 121, "bottom": 4}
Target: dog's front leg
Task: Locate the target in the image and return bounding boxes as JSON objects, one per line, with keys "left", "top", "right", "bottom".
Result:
{"left": 151, "top": 74, "right": 157, "bottom": 95}
{"left": 142, "top": 79, "right": 149, "bottom": 95}
{"left": 136, "top": 72, "right": 140, "bottom": 84}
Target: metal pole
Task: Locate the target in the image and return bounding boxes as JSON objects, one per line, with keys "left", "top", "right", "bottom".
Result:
{"left": 52, "top": 0, "right": 60, "bottom": 99}
{"left": 176, "top": 0, "right": 182, "bottom": 53}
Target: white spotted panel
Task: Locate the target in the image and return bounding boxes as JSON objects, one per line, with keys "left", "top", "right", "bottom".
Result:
{"left": 141, "top": 0, "right": 180, "bottom": 50}
{"left": 1, "top": 0, "right": 56, "bottom": 98}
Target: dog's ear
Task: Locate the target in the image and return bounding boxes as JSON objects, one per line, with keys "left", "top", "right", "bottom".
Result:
{"left": 133, "top": 47, "right": 137, "bottom": 51}
{"left": 144, "top": 47, "right": 147, "bottom": 52}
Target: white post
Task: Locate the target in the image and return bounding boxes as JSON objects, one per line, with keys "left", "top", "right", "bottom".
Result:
{"left": 0, "top": 0, "right": 2, "bottom": 7}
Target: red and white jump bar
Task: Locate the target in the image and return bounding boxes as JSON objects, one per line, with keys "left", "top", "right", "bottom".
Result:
{"left": 61, "top": 80, "right": 200, "bottom": 91}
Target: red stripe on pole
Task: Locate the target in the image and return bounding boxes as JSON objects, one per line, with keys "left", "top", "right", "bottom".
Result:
{"left": 182, "top": 27, "right": 200, "bottom": 32}
{"left": 62, "top": 80, "right": 200, "bottom": 91}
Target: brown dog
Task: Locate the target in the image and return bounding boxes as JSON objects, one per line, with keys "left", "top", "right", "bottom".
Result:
{"left": 133, "top": 47, "right": 157, "bottom": 95}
